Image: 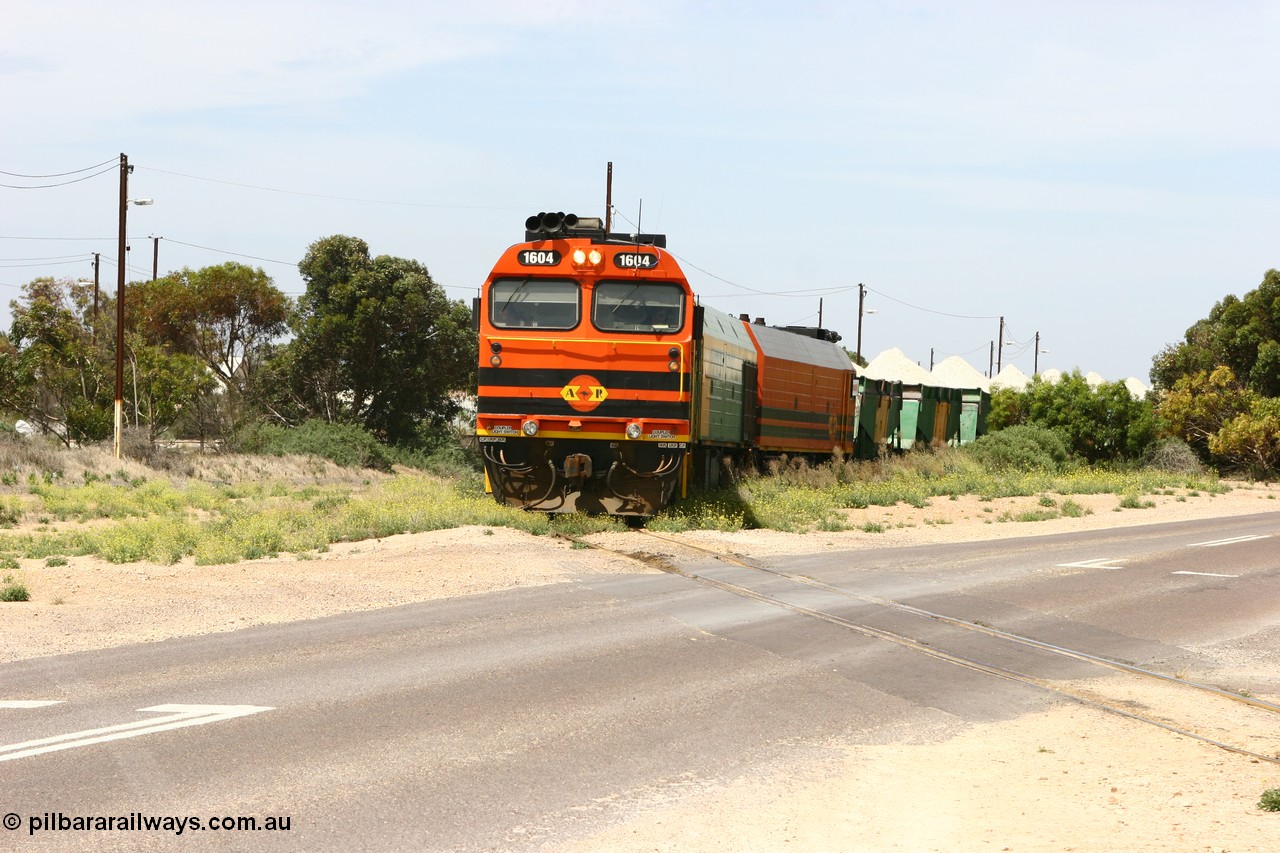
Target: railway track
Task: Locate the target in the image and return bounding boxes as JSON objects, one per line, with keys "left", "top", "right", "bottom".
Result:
{"left": 576, "top": 529, "right": 1280, "bottom": 765}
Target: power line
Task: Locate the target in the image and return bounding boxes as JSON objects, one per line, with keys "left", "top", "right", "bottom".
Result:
{"left": 0, "top": 157, "right": 117, "bottom": 178}
{"left": 0, "top": 253, "right": 95, "bottom": 262}
{"left": 0, "top": 164, "right": 117, "bottom": 190}
{"left": 162, "top": 238, "right": 297, "bottom": 267}
{"left": 0, "top": 236, "right": 116, "bottom": 242}
{"left": 866, "top": 286, "right": 1000, "bottom": 321}
{"left": 0, "top": 258, "right": 93, "bottom": 269}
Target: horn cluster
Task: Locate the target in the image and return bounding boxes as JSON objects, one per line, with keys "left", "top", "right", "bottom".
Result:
{"left": 525, "top": 211, "right": 580, "bottom": 235}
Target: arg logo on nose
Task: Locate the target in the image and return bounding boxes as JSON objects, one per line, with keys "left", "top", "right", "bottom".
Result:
{"left": 561, "top": 374, "right": 608, "bottom": 412}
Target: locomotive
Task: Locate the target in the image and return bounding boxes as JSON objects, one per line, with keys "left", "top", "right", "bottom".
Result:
{"left": 474, "top": 211, "right": 897, "bottom": 518}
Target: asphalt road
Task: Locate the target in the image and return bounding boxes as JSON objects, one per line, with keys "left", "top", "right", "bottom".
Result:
{"left": 2, "top": 512, "right": 1277, "bottom": 851}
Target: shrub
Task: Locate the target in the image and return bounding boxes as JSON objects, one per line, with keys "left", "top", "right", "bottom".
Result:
{"left": 1, "top": 572, "right": 29, "bottom": 601}
{"left": 1144, "top": 437, "right": 1204, "bottom": 474}
{"left": 1060, "top": 499, "right": 1088, "bottom": 518}
{"left": 964, "top": 425, "right": 1070, "bottom": 471}
{"left": 0, "top": 496, "right": 22, "bottom": 527}
{"left": 1118, "top": 493, "right": 1156, "bottom": 510}
{"left": 1259, "top": 788, "right": 1280, "bottom": 812}
{"left": 230, "top": 420, "right": 397, "bottom": 471}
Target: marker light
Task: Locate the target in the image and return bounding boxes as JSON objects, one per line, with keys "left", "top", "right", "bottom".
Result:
{"left": 490, "top": 355, "right": 502, "bottom": 367}
{"left": 521, "top": 420, "right": 540, "bottom": 437}
{"left": 625, "top": 422, "right": 643, "bottom": 440}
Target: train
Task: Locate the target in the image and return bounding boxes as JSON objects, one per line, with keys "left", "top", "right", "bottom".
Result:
{"left": 474, "top": 212, "right": 989, "bottom": 517}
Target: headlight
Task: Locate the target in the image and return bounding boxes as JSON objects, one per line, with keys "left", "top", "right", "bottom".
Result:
{"left": 625, "top": 422, "right": 643, "bottom": 440}
{"left": 571, "top": 248, "right": 603, "bottom": 267}
{"left": 521, "top": 420, "right": 540, "bottom": 437}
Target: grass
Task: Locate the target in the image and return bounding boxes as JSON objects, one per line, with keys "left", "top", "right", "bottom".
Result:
{"left": 644, "top": 447, "right": 1222, "bottom": 534}
{"left": 0, "top": 438, "right": 1239, "bottom": 567}
{"left": 0, "top": 444, "right": 555, "bottom": 566}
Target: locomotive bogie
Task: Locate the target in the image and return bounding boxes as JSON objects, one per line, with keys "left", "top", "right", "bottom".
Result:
{"left": 479, "top": 433, "right": 686, "bottom": 515}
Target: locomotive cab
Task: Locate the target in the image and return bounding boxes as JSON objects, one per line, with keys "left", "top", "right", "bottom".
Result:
{"left": 475, "top": 213, "right": 694, "bottom": 516}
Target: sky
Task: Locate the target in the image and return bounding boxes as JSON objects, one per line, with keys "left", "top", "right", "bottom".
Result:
{"left": 3, "top": 0, "right": 1279, "bottom": 385}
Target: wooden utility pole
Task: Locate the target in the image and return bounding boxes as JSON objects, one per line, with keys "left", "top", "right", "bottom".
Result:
{"left": 996, "top": 316, "right": 1005, "bottom": 375}
{"left": 855, "top": 283, "right": 866, "bottom": 363}
{"left": 114, "top": 153, "right": 129, "bottom": 459}
{"left": 92, "top": 253, "right": 100, "bottom": 329}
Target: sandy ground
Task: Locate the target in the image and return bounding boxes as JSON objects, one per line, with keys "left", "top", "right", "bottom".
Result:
{"left": 4, "top": 481, "right": 1280, "bottom": 850}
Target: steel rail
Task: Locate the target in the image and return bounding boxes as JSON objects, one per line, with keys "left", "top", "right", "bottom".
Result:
{"left": 637, "top": 530, "right": 1280, "bottom": 716}
{"left": 580, "top": 531, "right": 1280, "bottom": 765}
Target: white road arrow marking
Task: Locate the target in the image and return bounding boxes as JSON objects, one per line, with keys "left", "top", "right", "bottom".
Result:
{"left": 0, "top": 704, "right": 272, "bottom": 762}
{"left": 1056, "top": 557, "right": 1127, "bottom": 570}
{"left": 0, "top": 700, "right": 64, "bottom": 709}
{"left": 1189, "top": 534, "right": 1271, "bottom": 547}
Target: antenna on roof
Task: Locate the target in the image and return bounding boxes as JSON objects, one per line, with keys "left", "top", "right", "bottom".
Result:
{"left": 604, "top": 162, "right": 613, "bottom": 233}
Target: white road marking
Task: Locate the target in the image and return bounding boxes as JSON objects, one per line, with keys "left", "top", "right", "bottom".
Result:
{"left": 0, "top": 700, "right": 64, "bottom": 709}
{"left": 1172, "top": 571, "right": 1239, "bottom": 578}
{"left": 1189, "top": 534, "right": 1271, "bottom": 547}
{"left": 0, "top": 704, "right": 273, "bottom": 763}
{"left": 1056, "top": 557, "right": 1127, "bottom": 570}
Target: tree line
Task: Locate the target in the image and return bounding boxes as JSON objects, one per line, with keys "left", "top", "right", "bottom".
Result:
{"left": 0, "top": 235, "right": 476, "bottom": 453}
{"left": 2, "top": 240, "right": 1276, "bottom": 478}
{"left": 988, "top": 268, "right": 1280, "bottom": 477}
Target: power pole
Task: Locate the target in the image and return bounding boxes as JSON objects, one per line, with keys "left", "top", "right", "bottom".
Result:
{"left": 1034, "top": 331, "right": 1042, "bottom": 375}
{"left": 115, "top": 153, "right": 129, "bottom": 459}
{"left": 151, "top": 236, "right": 160, "bottom": 281}
{"left": 92, "top": 252, "right": 100, "bottom": 332}
{"left": 818, "top": 297, "right": 823, "bottom": 329}
{"left": 855, "top": 283, "right": 866, "bottom": 363}
{"left": 996, "top": 316, "right": 1005, "bottom": 375}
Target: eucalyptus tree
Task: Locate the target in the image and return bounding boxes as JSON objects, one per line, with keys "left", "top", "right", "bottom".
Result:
{"left": 260, "top": 235, "right": 476, "bottom": 446}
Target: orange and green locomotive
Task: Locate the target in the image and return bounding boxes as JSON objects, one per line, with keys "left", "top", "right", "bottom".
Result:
{"left": 475, "top": 212, "right": 916, "bottom": 518}
{"left": 475, "top": 212, "right": 694, "bottom": 516}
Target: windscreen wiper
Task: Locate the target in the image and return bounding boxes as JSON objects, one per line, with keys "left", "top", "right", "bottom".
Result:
{"left": 500, "top": 277, "right": 531, "bottom": 316}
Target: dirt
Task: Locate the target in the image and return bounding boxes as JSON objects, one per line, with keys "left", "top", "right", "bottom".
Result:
{"left": 5, "top": 481, "right": 1280, "bottom": 851}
